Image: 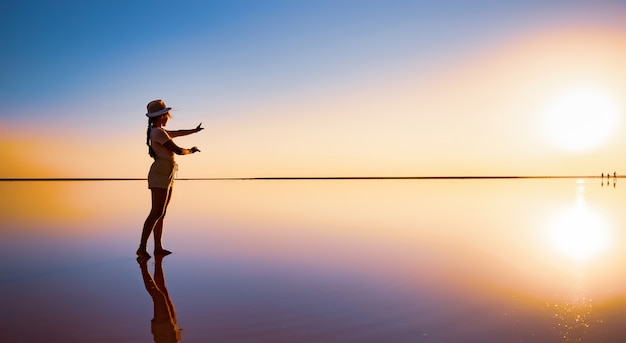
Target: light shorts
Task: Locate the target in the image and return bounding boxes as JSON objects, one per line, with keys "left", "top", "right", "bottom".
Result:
{"left": 148, "top": 159, "right": 177, "bottom": 189}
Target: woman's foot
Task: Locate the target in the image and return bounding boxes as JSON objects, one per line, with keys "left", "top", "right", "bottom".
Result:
{"left": 136, "top": 248, "right": 151, "bottom": 259}
{"left": 154, "top": 248, "right": 172, "bottom": 256}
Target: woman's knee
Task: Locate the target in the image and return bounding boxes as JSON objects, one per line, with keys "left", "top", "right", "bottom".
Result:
{"left": 148, "top": 207, "right": 166, "bottom": 220}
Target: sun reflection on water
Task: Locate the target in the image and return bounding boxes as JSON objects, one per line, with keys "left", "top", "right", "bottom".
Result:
{"left": 547, "top": 285, "right": 596, "bottom": 343}
{"left": 542, "top": 180, "right": 616, "bottom": 342}
{"left": 546, "top": 180, "right": 612, "bottom": 262}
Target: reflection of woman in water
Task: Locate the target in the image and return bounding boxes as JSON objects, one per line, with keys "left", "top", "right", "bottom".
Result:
{"left": 138, "top": 255, "right": 182, "bottom": 343}
{"left": 137, "top": 99, "right": 203, "bottom": 259}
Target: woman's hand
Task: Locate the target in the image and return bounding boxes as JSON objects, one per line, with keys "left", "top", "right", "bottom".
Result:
{"left": 190, "top": 146, "right": 201, "bottom": 153}
{"left": 195, "top": 122, "right": 204, "bottom": 132}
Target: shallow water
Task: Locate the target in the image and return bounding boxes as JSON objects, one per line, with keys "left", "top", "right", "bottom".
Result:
{"left": 1, "top": 178, "right": 626, "bottom": 342}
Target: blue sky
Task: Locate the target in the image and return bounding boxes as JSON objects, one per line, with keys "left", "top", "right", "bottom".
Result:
{"left": 2, "top": 1, "right": 625, "bottom": 177}
{"left": 1, "top": 0, "right": 585, "bottom": 119}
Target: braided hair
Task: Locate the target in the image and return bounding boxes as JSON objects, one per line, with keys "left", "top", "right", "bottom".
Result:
{"left": 146, "top": 117, "right": 156, "bottom": 158}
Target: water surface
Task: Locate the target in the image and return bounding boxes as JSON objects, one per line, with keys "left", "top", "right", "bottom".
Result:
{"left": 1, "top": 178, "right": 625, "bottom": 342}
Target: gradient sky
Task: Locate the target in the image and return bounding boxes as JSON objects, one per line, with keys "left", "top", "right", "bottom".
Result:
{"left": 2, "top": 0, "right": 626, "bottom": 178}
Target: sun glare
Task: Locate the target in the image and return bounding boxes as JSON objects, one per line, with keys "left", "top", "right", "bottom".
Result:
{"left": 546, "top": 189, "right": 611, "bottom": 262}
{"left": 541, "top": 86, "right": 621, "bottom": 153}
{"left": 548, "top": 207, "right": 609, "bottom": 261}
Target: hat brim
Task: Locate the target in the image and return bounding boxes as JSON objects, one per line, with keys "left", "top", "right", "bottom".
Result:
{"left": 146, "top": 107, "right": 172, "bottom": 118}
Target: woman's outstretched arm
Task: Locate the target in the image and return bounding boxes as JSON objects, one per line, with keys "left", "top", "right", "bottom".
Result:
{"left": 167, "top": 123, "right": 204, "bottom": 138}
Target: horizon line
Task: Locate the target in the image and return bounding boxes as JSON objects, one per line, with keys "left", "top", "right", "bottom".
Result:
{"left": 0, "top": 175, "right": 619, "bottom": 182}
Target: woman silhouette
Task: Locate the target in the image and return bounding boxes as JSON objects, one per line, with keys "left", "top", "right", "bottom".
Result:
{"left": 137, "top": 99, "right": 203, "bottom": 259}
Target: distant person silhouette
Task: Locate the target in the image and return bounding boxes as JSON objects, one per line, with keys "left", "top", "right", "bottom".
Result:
{"left": 138, "top": 255, "right": 182, "bottom": 343}
{"left": 137, "top": 99, "right": 203, "bottom": 259}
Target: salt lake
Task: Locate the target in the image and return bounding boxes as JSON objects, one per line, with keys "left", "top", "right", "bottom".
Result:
{"left": 1, "top": 178, "right": 625, "bottom": 342}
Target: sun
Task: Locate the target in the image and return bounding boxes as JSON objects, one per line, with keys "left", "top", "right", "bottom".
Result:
{"left": 541, "top": 86, "right": 621, "bottom": 153}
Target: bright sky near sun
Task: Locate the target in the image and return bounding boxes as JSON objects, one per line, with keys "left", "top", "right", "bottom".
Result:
{"left": 1, "top": 0, "right": 626, "bottom": 178}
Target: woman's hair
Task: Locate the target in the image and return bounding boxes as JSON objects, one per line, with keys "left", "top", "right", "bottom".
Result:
{"left": 146, "top": 117, "right": 156, "bottom": 158}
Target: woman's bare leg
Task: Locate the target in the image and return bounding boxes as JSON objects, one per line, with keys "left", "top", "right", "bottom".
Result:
{"left": 154, "top": 186, "right": 174, "bottom": 255}
{"left": 138, "top": 187, "right": 169, "bottom": 258}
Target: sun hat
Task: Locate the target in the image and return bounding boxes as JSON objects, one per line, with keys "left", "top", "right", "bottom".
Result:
{"left": 146, "top": 99, "right": 172, "bottom": 118}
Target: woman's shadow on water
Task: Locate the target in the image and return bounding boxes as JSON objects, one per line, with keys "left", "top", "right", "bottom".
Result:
{"left": 137, "top": 255, "right": 182, "bottom": 343}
